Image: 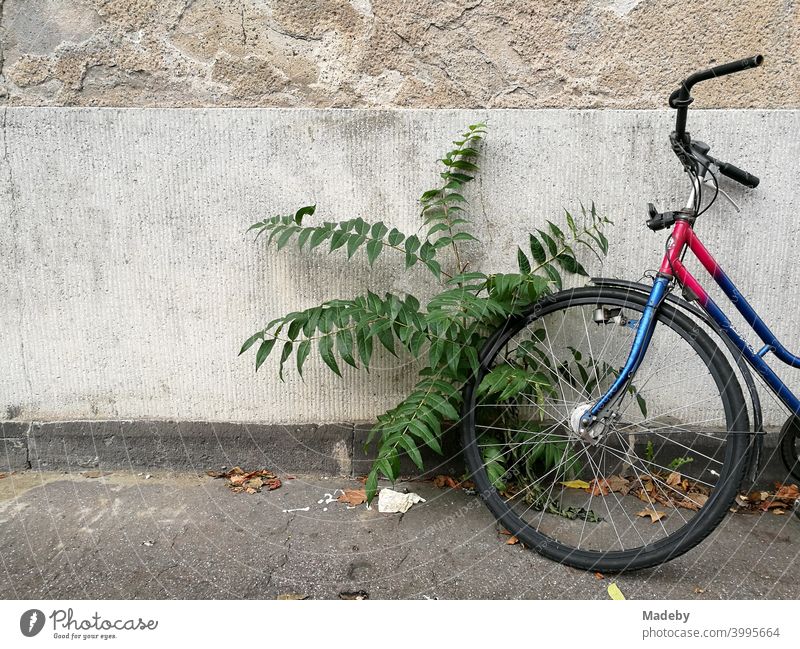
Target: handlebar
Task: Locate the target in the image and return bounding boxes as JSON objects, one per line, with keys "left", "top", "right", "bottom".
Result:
{"left": 669, "top": 55, "right": 764, "bottom": 111}
{"left": 715, "top": 160, "right": 760, "bottom": 188}
{"left": 669, "top": 55, "right": 763, "bottom": 189}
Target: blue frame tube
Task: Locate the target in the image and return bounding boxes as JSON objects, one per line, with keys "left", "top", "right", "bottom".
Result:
{"left": 588, "top": 269, "right": 800, "bottom": 420}
{"left": 588, "top": 276, "right": 670, "bottom": 419}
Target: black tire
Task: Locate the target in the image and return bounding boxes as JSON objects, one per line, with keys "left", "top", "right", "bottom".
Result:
{"left": 461, "top": 286, "right": 751, "bottom": 572}
{"left": 779, "top": 417, "right": 800, "bottom": 483}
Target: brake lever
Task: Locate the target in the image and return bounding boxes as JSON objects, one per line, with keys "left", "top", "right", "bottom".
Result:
{"left": 703, "top": 176, "right": 741, "bottom": 213}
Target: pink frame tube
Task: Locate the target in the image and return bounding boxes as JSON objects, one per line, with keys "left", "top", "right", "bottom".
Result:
{"left": 658, "top": 219, "right": 718, "bottom": 306}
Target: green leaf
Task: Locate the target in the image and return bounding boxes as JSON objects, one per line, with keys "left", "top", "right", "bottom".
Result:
{"left": 537, "top": 229, "right": 558, "bottom": 256}
{"left": 636, "top": 392, "right": 648, "bottom": 418}
{"left": 450, "top": 159, "right": 479, "bottom": 172}
{"left": 239, "top": 331, "right": 263, "bottom": 356}
{"left": 309, "top": 227, "right": 332, "bottom": 249}
{"left": 318, "top": 335, "right": 342, "bottom": 377}
{"left": 517, "top": 247, "right": 531, "bottom": 274}
{"left": 427, "top": 392, "right": 459, "bottom": 421}
{"left": 336, "top": 328, "right": 357, "bottom": 368}
{"left": 370, "top": 222, "right": 389, "bottom": 239}
{"left": 296, "top": 339, "right": 311, "bottom": 377}
{"left": 330, "top": 229, "right": 349, "bottom": 251}
{"left": 565, "top": 209, "right": 577, "bottom": 236}
{"left": 278, "top": 341, "right": 293, "bottom": 381}
{"left": 294, "top": 205, "right": 316, "bottom": 224}
{"left": 556, "top": 253, "right": 588, "bottom": 276}
{"left": 297, "top": 227, "right": 313, "bottom": 248}
{"left": 347, "top": 233, "right": 366, "bottom": 259}
{"left": 543, "top": 264, "right": 562, "bottom": 290}
{"left": 424, "top": 259, "right": 442, "bottom": 278}
{"left": 356, "top": 327, "right": 373, "bottom": 368}
{"left": 255, "top": 338, "right": 277, "bottom": 371}
{"left": 451, "top": 232, "right": 477, "bottom": 242}
{"left": 547, "top": 220, "right": 566, "bottom": 240}
{"left": 408, "top": 419, "right": 442, "bottom": 454}
{"left": 276, "top": 227, "right": 298, "bottom": 250}
{"left": 366, "top": 239, "right": 383, "bottom": 266}
{"left": 387, "top": 228, "right": 404, "bottom": 246}
{"left": 529, "top": 234, "right": 546, "bottom": 264}
{"left": 365, "top": 469, "right": 379, "bottom": 502}
{"left": 375, "top": 324, "right": 397, "bottom": 356}
{"left": 397, "top": 435, "right": 423, "bottom": 469}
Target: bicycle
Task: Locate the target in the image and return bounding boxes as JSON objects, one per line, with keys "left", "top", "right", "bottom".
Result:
{"left": 461, "top": 54, "right": 800, "bottom": 571}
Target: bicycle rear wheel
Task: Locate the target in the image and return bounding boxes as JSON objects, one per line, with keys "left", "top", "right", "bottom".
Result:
{"left": 461, "top": 285, "right": 750, "bottom": 571}
{"left": 779, "top": 417, "right": 800, "bottom": 483}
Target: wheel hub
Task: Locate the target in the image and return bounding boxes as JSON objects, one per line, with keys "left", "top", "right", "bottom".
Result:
{"left": 569, "top": 403, "right": 607, "bottom": 445}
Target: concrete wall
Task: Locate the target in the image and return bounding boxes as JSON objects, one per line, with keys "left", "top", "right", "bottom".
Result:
{"left": 2, "top": 2, "right": 799, "bottom": 438}
{"left": 0, "top": 0, "right": 797, "bottom": 108}
{"left": 2, "top": 107, "right": 799, "bottom": 428}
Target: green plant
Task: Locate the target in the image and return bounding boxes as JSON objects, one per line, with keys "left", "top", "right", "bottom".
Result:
{"left": 241, "top": 122, "right": 612, "bottom": 501}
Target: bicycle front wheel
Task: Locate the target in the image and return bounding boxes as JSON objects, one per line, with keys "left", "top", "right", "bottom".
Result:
{"left": 461, "top": 285, "right": 750, "bottom": 571}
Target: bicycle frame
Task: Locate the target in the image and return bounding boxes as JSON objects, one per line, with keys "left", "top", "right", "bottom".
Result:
{"left": 588, "top": 216, "right": 800, "bottom": 423}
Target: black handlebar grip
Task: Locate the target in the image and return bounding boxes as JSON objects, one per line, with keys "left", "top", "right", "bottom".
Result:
{"left": 695, "top": 55, "right": 764, "bottom": 85}
{"left": 717, "top": 161, "right": 760, "bottom": 188}
{"left": 669, "top": 55, "right": 764, "bottom": 107}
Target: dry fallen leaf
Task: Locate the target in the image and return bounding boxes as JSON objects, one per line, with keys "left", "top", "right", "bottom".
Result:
{"left": 587, "top": 478, "right": 610, "bottom": 496}
{"left": 561, "top": 479, "right": 591, "bottom": 490}
{"left": 693, "top": 587, "right": 705, "bottom": 594}
{"left": 339, "top": 590, "right": 368, "bottom": 600}
{"left": 276, "top": 593, "right": 308, "bottom": 600}
{"left": 594, "top": 572, "right": 605, "bottom": 580}
{"left": 605, "top": 475, "right": 630, "bottom": 494}
{"left": 506, "top": 535, "right": 520, "bottom": 545}
{"left": 637, "top": 508, "right": 667, "bottom": 523}
{"left": 607, "top": 583, "right": 626, "bottom": 600}
{"left": 774, "top": 483, "right": 799, "bottom": 500}
{"left": 666, "top": 471, "right": 682, "bottom": 487}
{"left": 209, "top": 467, "right": 281, "bottom": 494}
{"left": 433, "top": 475, "right": 460, "bottom": 489}
{"left": 337, "top": 489, "right": 367, "bottom": 506}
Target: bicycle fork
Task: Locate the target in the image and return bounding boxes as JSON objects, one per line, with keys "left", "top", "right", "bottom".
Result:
{"left": 574, "top": 276, "right": 671, "bottom": 440}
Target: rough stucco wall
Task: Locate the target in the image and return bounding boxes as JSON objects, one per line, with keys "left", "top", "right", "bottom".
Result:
{"left": 0, "top": 0, "right": 797, "bottom": 109}
{"left": 2, "top": 107, "right": 800, "bottom": 427}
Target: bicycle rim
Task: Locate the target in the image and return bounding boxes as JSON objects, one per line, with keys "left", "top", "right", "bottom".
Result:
{"left": 461, "top": 286, "right": 750, "bottom": 571}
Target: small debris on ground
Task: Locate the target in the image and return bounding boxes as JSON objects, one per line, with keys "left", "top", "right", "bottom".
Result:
{"left": 594, "top": 572, "right": 605, "bottom": 580}
{"left": 636, "top": 508, "right": 667, "bottom": 523}
{"left": 607, "top": 583, "right": 626, "bottom": 600}
{"left": 505, "top": 535, "right": 519, "bottom": 545}
{"left": 276, "top": 593, "right": 308, "bottom": 600}
{"left": 734, "top": 483, "right": 799, "bottom": 514}
{"left": 337, "top": 489, "right": 367, "bottom": 507}
{"left": 81, "top": 470, "right": 112, "bottom": 479}
{"left": 207, "top": 467, "right": 282, "bottom": 494}
{"left": 693, "top": 587, "right": 706, "bottom": 594}
{"left": 432, "top": 475, "right": 475, "bottom": 490}
{"left": 377, "top": 488, "right": 426, "bottom": 513}
{"left": 142, "top": 540, "right": 155, "bottom": 547}
{"left": 339, "top": 590, "right": 368, "bottom": 600}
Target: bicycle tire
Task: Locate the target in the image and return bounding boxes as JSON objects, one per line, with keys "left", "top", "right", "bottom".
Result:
{"left": 779, "top": 417, "right": 800, "bottom": 483}
{"left": 461, "top": 286, "right": 751, "bottom": 572}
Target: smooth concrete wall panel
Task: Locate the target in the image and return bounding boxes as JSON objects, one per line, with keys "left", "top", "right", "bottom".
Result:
{"left": 1, "top": 107, "right": 799, "bottom": 427}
